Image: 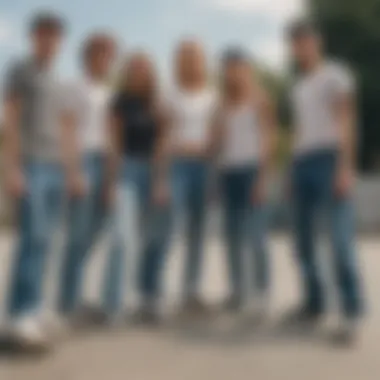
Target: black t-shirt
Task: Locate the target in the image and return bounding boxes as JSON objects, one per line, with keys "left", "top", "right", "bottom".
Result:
{"left": 111, "top": 92, "right": 159, "bottom": 158}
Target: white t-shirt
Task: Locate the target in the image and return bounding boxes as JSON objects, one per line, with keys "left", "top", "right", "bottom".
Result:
{"left": 219, "top": 104, "right": 261, "bottom": 168}
{"left": 61, "top": 77, "right": 112, "bottom": 153}
{"left": 291, "top": 60, "right": 355, "bottom": 156}
{"left": 166, "top": 87, "right": 217, "bottom": 151}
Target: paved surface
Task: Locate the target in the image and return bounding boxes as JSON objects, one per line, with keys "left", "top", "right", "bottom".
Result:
{"left": 0, "top": 232, "right": 379, "bottom": 380}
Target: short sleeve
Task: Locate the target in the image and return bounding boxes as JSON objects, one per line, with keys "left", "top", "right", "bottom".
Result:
{"left": 330, "top": 64, "right": 356, "bottom": 99}
{"left": 3, "top": 61, "right": 24, "bottom": 100}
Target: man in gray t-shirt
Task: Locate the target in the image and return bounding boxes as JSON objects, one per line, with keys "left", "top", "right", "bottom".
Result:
{"left": 2, "top": 12, "right": 66, "bottom": 350}
{"left": 4, "top": 57, "right": 61, "bottom": 162}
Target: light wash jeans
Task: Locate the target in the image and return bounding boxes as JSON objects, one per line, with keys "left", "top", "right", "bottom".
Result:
{"left": 102, "top": 158, "right": 171, "bottom": 314}
{"left": 58, "top": 154, "right": 107, "bottom": 315}
{"left": 8, "top": 161, "right": 63, "bottom": 318}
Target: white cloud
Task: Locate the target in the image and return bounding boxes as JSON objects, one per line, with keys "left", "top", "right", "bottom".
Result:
{"left": 252, "top": 36, "right": 288, "bottom": 72}
{"left": 211, "top": 0, "right": 305, "bottom": 21}
{"left": 0, "top": 17, "right": 14, "bottom": 47}
{"left": 209, "top": 0, "right": 306, "bottom": 70}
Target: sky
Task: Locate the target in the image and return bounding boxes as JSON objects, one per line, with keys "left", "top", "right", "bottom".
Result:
{"left": 0, "top": 0, "right": 305, "bottom": 81}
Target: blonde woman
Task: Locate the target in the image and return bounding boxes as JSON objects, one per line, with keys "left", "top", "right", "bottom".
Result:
{"left": 166, "top": 39, "right": 217, "bottom": 314}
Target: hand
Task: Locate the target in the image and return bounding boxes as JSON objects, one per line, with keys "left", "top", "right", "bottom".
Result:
{"left": 153, "top": 181, "right": 170, "bottom": 206}
{"left": 67, "top": 171, "right": 87, "bottom": 198}
{"left": 334, "top": 166, "right": 354, "bottom": 199}
{"left": 5, "top": 168, "right": 25, "bottom": 199}
{"left": 104, "top": 183, "right": 116, "bottom": 207}
{"left": 251, "top": 176, "right": 267, "bottom": 205}
{"left": 176, "top": 144, "right": 207, "bottom": 158}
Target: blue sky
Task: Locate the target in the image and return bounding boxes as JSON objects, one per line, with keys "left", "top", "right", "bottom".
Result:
{"left": 0, "top": 0, "right": 304, "bottom": 80}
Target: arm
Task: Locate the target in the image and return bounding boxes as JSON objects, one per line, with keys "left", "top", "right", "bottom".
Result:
{"left": 61, "top": 111, "right": 81, "bottom": 176}
{"left": 207, "top": 106, "right": 225, "bottom": 161}
{"left": 334, "top": 92, "right": 356, "bottom": 197}
{"left": 105, "top": 109, "right": 122, "bottom": 199}
{"left": 331, "top": 66, "right": 357, "bottom": 198}
{"left": 152, "top": 104, "right": 172, "bottom": 205}
{"left": 254, "top": 93, "right": 278, "bottom": 203}
{"left": 3, "top": 97, "right": 24, "bottom": 198}
{"left": 60, "top": 86, "right": 86, "bottom": 198}
{"left": 2, "top": 64, "right": 25, "bottom": 198}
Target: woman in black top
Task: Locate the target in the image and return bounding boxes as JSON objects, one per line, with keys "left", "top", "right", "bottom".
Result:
{"left": 102, "top": 52, "right": 170, "bottom": 323}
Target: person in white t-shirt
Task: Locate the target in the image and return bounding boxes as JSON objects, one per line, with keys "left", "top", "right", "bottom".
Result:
{"left": 165, "top": 39, "right": 217, "bottom": 314}
{"left": 213, "top": 48, "right": 276, "bottom": 316}
{"left": 58, "top": 33, "right": 116, "bottom": 322}
{"left": 287, "top": 20, "right": 364, "bottom": 343}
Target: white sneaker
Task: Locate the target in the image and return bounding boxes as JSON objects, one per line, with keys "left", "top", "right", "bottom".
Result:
{"left": 242, "top": 295, "right": 270, "bottom": 323}
{"left": 39, "top": 310, "right": 69, "bottom": 340}
{"left": 329, "top": 316, "right": 359, "bottom": 346}
{"left": 11, "top": 315, "right": 50, "bottom": 351}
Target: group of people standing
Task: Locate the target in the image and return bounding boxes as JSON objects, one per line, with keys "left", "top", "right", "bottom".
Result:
{"left": 2, "top": 11, "right": 364, "bottom": 352}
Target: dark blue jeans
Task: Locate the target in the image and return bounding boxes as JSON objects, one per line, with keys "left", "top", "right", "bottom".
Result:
{"left": 8, "top": 162, "right": 63, "bottom": 318}
{"left": 58, "top": 154, "right": 107, "bottom": 315}
{"left": 220, "top": 166, "right": 270, "bottom": 303}
{"left": 292, "top": 149, "right": 363, "bottom": 317}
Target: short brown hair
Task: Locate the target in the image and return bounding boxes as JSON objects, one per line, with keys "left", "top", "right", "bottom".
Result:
{"left": 30, "top": 11, "right": 65, "bottom": 34}
{"left": 81, "top": 32, "right": 116, "bottom": 64}
{"left": 287, "top": 19, "right": 319, "bottom": 40}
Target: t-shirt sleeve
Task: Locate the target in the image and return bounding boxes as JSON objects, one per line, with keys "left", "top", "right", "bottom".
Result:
{"left": 3, "top": 61, "right": 23, "bottom": 100}
{"left": 330, "top": 64, "right": 356, "bottom": 99}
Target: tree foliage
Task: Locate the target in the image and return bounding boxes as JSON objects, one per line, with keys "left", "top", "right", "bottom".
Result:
{"left": 312, "top": 0, "right": 380, "bottom": 172}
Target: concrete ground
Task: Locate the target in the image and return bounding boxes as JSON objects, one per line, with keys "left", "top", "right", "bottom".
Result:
{"left": 0, "top": 232, "right": 379, "bottom": 380}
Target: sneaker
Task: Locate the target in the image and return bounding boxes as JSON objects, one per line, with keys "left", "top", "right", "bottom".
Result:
{"left": 131, "top": 307, "right": 161, "bottom": 327}
{"left": 72, "top": 304, "right": 109, "bottom": 328}
{"left": 242, "top": 296, "right": 270, "bottom": 324}
{"left": 178, "top": 296, "right": 211, "bottom": 319}
{"left": 221, "top": 295, "right": 243, "bottom": 314}
{"left": 281, "top": 305, "right": 323, "bottom": 327}
{"left": 11, "top": 315, "right": 50, "bottom": 352}
{"left": 330, "top": 317, "right": 359, "bottom": 347}
{"left": 39, "top": 310, "right": 69, "bottom": 340}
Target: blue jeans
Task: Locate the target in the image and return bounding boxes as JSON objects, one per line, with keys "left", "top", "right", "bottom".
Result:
{"left": 292, "top": 149, "right": 363, "bottom": 317}
{"left": 220, "top": 166, "right": 270, "bottom": 302}
{"left": 171, "top": 158, "right": 209, "bottom": 300}
{"left": 103, "top": 159, "right": 171, "bottom": 313}
{"left": 8, "top": 162, "right": 63, "bottom": 318}
{"left": 58, "top": 154, "right": 107, "bottom": 315}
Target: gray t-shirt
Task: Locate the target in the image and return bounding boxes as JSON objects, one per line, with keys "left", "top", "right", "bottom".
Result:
{"left": 3, "top": 57, "right": 62, "bottom": 162}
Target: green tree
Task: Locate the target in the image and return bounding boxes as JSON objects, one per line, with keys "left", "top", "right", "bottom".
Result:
{"left": 312, "top": 0, "right": 380, "bottom": 172}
